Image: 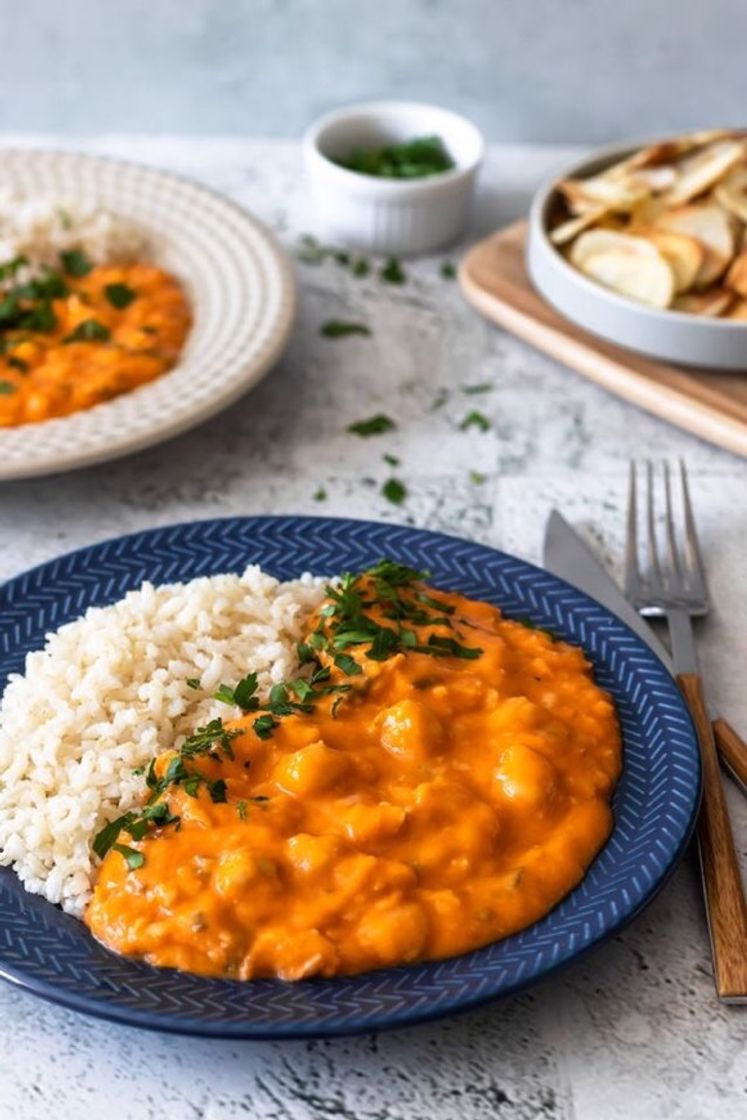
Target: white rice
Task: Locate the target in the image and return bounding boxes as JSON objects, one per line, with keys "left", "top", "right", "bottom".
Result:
{"left": 0, "top": 191, "right": 146, "bottom": 274}
{"left": 0, "top": 565, "right": 326, "bottom": 918}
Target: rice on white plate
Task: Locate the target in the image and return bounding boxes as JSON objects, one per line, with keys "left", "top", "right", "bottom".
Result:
{"left": 0, "top": 190, "right": 146, "bottom": 275}
{"left": 0, "top": 565, "right": 326, "bottom": 918}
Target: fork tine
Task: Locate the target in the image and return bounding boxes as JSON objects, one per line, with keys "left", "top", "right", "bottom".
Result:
{"left": 662, "top": 460, "right": 683, "bottom": 581}
{"left": 624, "top": 461, "right": 640, "bottom": 597}
{"left": 645, "top": 460, "right": 663, "bottom": 583}
{"left": 680, "top": 459, "right": 708, "bottom": 592}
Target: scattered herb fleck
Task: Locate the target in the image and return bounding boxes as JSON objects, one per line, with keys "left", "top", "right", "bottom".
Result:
{"left": 430, "top": 388, "right": 449, "bottom": 411}
{"left": 380, "top": 257, "right": 406, "bottom": 284}
{"left": 64, "top": 319, "right": 111, "bottom": 344}
{"left": 313, "top": 487, "right": 327, "bottom": 502}
{"left": 0, "top": 380, "right": 16, "bottom": 395}
{"left": 60, "top": 249, "right": 92, "bottom": 277}
{"left": 7, "top": 355, "right": 28, "bottom": 373}
{"left": 459, "top": 410, "right": 491, "bottom": 432}
{"left": 382, "top": 478, "right": 407, "bottom": 505}
{"left": 320, "top": 320, "right": 371, "bottom": 339}
{"left": 440, "top": 260, "right": 457, "bottom": 280}
{"left": 352, "top": 258, "right": 370, "bottom": 278}
{"left": 186, "top": 677, "right": 200, "bottom": 690}
{"left": 112, "top": 843, "right": 145, "bottom": 871}
{"left": 469, "top": 470, "right": 487, "bottom": 485}
{"left": 382, "top": 453, "right": 400, "bottom": 467}
{"left": 461, "top": 382, "right": 493, "bottom": 395}
{"left": 104, "top": 282, "right": 136, "bottom": 309}
{"left": 348, "top": 413, "right": 396, "bottom": 437}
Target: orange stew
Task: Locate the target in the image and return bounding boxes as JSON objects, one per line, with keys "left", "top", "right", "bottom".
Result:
{"left": 0, "top": 264, "right": 190, "bottom": 426}
{"left": 86, "top": 578, "right": 622, "bottom": 980}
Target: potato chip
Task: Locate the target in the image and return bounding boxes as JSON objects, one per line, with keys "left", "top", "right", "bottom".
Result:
{"left": 672, "top": 288, "right": 733, "bottom": 316}
{"left": 663, "top": 140, "right": 745, "bottom": 206}
{"left": 633, "top": 228, "right": 704, "bottom": 292}
{"left": 577, "top": 249, "right": 674, "bottom": 308}
{"left": 725, "top": 250, "right": 747, "bottom": 298}
{"left": 714, "top": 166, "right": 747, "bottom": 224}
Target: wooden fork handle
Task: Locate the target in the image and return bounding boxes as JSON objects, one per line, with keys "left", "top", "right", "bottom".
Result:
{"left": 714, "top": 718, "right": 747, "bottom": 794}
{"left": 678, "top": 673, "right": 747, "bottom": 1001}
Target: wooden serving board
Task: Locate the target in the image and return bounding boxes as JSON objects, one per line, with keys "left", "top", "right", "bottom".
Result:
{"left": 459, "top": 220, "right": 747, "bottom": 458}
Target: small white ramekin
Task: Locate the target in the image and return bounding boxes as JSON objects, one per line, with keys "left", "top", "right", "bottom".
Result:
{"left": 303, "top": 101, "right": 484, "bottom": 256}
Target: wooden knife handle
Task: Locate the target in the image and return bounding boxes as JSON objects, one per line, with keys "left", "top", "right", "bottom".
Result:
{"left": 713, "top": 717, "right": 747, "bottom": 794}
{"left": 678, "top": 673, "right": 747, "bottom": 1001}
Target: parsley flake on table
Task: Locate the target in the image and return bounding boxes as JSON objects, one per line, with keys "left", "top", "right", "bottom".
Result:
{"left": 440, "top": 261, "right": 457, "bottom": 280}
{"left": 347, "top": 413, "right": 397, "bottom": 437}
{"left": 461, "top": 382, "right": 493, "bottom": 395}
{"left": 469, "top": 470, "right": 486, "bottom": 485}
{"left": 382, "top": 477, "right": 407, "bottom": 505}
{"left": 320, "top": 320, "right": 372, "bottom": 339}
{"left": 382, "top": 453, "right": 401, "bottom": 467}
{"left": 313, "top": 487, "right": 327, "bottom": 501}
{"left": 380, "top": 257, "right": 406, "bottom": 284}
{"left": 459, "top": 410, "right": 491, "bottom": 432}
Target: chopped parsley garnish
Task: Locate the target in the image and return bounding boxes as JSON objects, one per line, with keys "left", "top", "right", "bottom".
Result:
{"left": 64, "top": 319, "right": 111, "bottom": 344}
{"left": 459, "top": 410, "right": 491, "bottom": 432}
{"left": 313, "top": 487, "right": 327, "bottom": 501}
{"left": 111, "top": 843, "right": 145, "bottom": 871}
{"left": 380, "top": 257, "right": 406, "bottom": 284}
{"left": 382, "top": 478, "right": 407, "bottom": 505}
{"left": 320, "top": 320, "right": 372, "bottom": 339}
{"left": 0, "top": 256, "right": 28, "bottom": 281}
{"left": 440, "top": 261, "right": 457, "bottom": 280}
{"left": 186, "top": 677, "right": 200, "bottom": 689}
{"left": 469, "top": 470, "right": 486, "bottom": 485}
{"left": 348, "top": 413, "right": 396, "bottom": 437}
{"left": 352, "top": 258, "right": 370, "bottom": 278}
{"left": 0, "top": 380, "right": 16, "bottom": 394}
{"left": 60, "top": 249, "right": 93, "bottom": 277}
{"left": 334, "top": 652, "right": 362, "bottom": 676}
{"left": 104, "top": 282, "right": 136, "bottom": 309}
{"left": 335, "top": 135, "right": 454, "bottom": 180}
{"left": 93, "top": 562, "right": 484, "bottom": 870}
{"left": 382, "top": 453, "right": 400, "bottom": 467}
{"left": 462, "top": 383, "right": 493, "bottom": 395}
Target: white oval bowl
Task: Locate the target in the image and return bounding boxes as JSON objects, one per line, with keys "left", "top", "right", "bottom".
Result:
{"left": 0, "top": 149, "right": 296, "bottom": 480}
{"left": 303, "top": 100, "right": 484, "bottom": 256}
{"left": 527, "top": 139, "right": 747, "bottom": 370}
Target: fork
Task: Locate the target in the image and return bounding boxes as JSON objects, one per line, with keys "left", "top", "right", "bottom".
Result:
{"left": 626, "top": 459, "right": 747, "bottom": 1002}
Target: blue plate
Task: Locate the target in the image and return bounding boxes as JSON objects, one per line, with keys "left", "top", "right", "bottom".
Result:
{"left": 0, "top": 517, "right": 700, "bottom": 1038}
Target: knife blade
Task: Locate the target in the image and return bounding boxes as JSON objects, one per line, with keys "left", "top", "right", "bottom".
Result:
{"left": 543, "top": 509, "right": 674, "bottom": 670}
{"left": 543, "top": 508, "right": 747, "bottom": 794}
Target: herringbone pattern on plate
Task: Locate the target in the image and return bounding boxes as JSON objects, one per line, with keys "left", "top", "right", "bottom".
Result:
{"left": 0, "top": 517, "right": 700, "bottom": 1038}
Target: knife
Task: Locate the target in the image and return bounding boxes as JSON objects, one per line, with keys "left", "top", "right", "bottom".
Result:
{"left": 543, "top": 509, "right": 747, "bottom": 794}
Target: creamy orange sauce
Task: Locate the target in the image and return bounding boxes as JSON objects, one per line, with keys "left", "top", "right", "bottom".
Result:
{"left": 86, "top": 582, "right": 622, "bottom": 980}
{"left": 0, "top": 264, "right": 190, "bottom": 426}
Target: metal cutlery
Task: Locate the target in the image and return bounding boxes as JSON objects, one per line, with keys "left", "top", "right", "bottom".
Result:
{"left": 625, "top": 459, "right": 747, "bottom": 1001}
{"left": 543, "top": 509, "right": 747, "bottom": 793}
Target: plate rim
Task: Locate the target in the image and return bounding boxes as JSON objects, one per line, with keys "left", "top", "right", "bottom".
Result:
{"left": 0, "top": 515, "right": 702, "bottom": 1037}
{"left": 0, "top": 147, "right": 297, "bottom": 480}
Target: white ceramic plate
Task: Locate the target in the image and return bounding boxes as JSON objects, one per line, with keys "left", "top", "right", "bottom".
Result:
{"left": 0, "top": 149, "right": 296, "bottom": 479}
{"left": 527, "top": 139, "right": 747, "bottom": 370}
